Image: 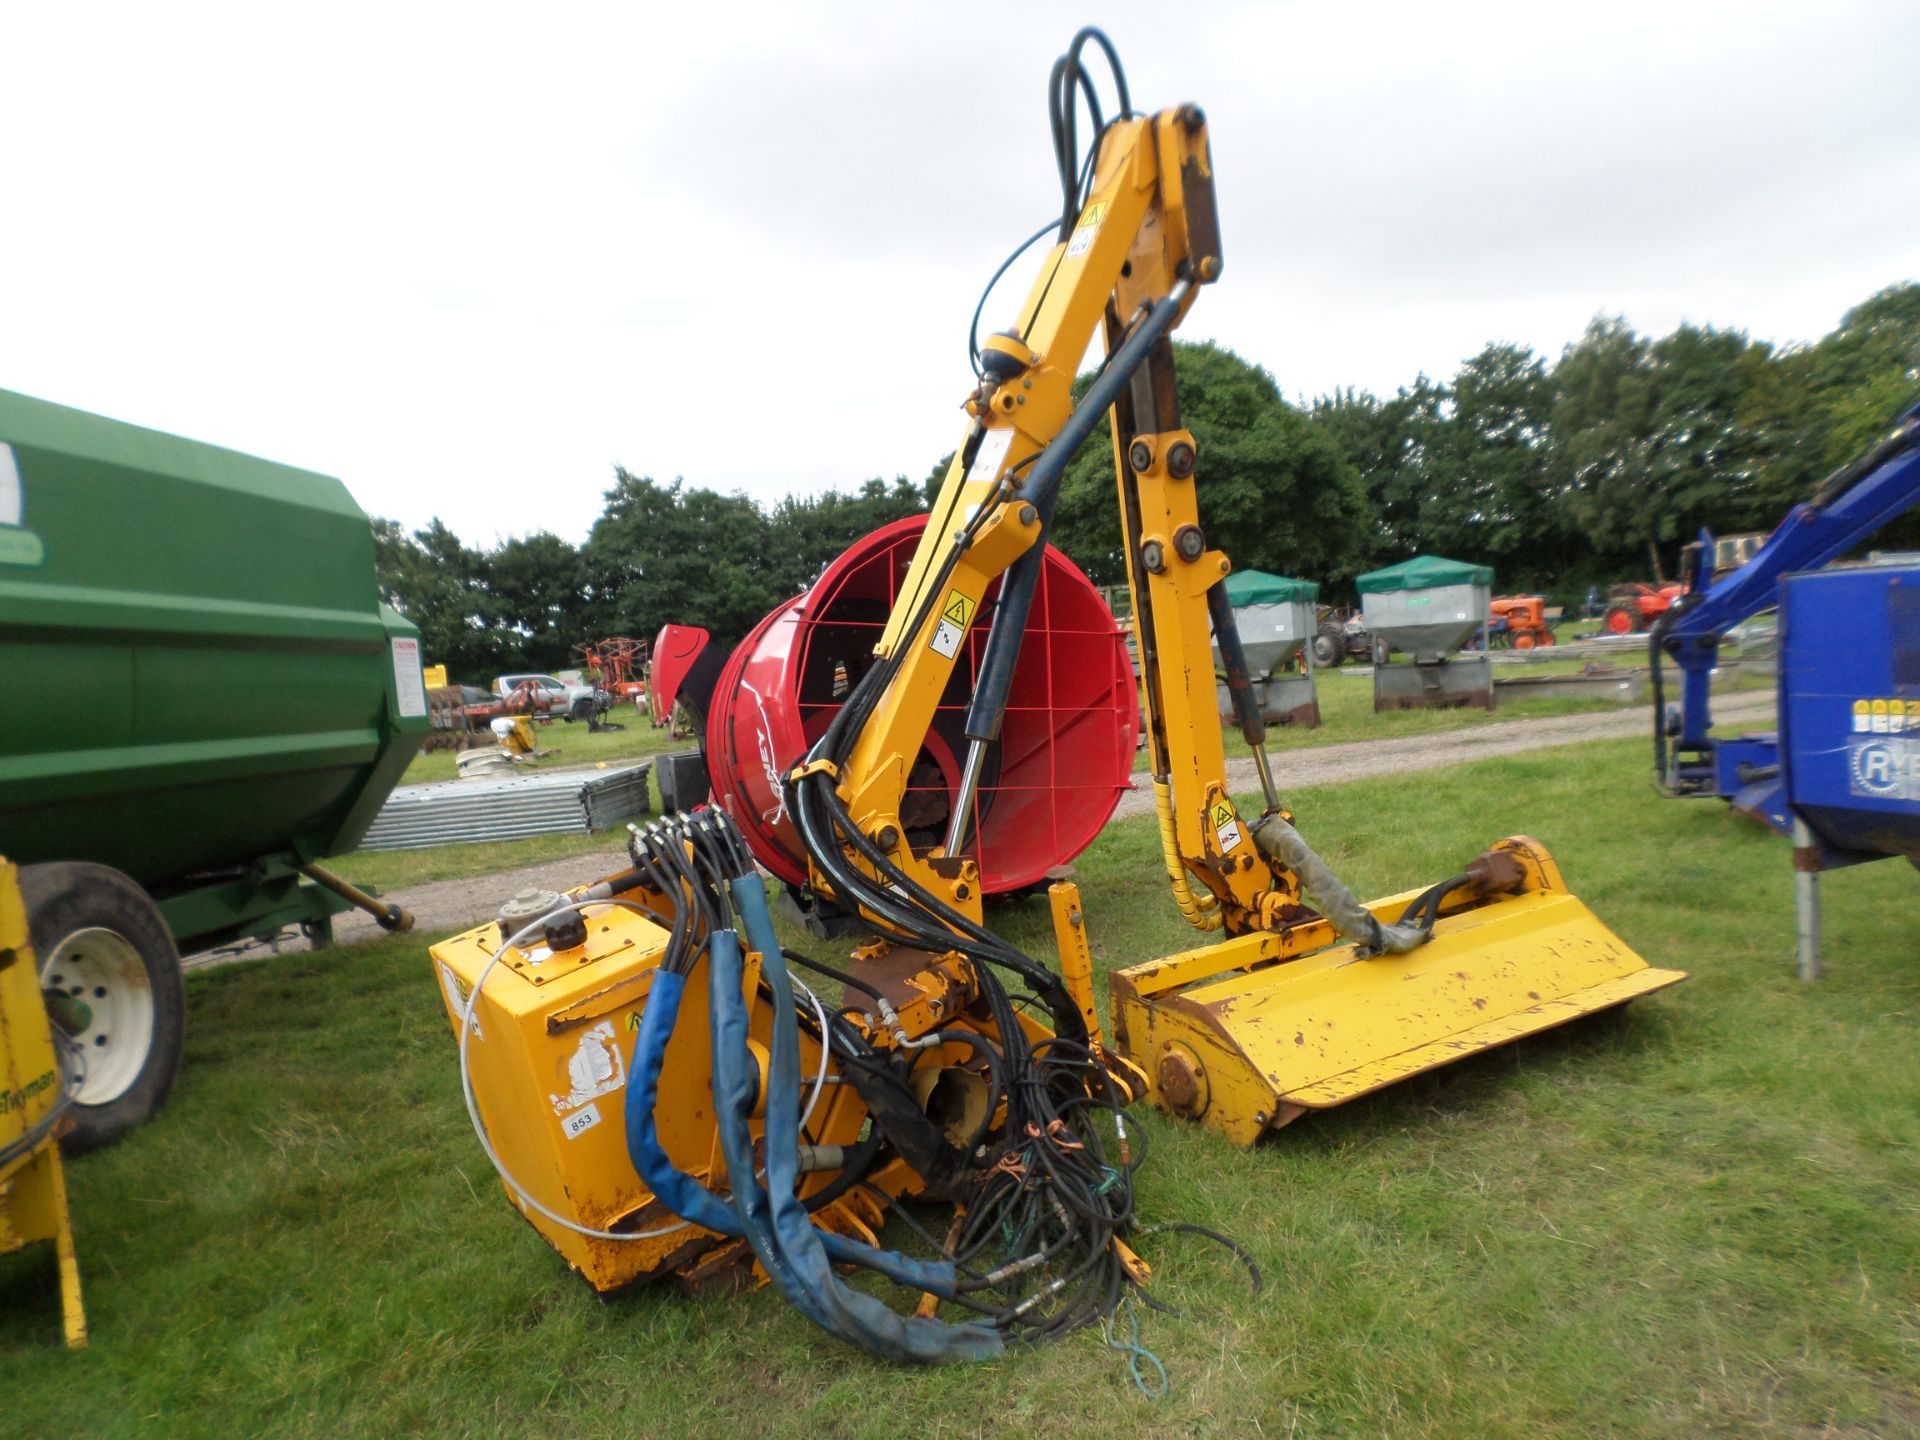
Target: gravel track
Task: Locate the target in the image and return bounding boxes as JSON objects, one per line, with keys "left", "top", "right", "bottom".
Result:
{"left": 1110, "top": 689, "right": 1773, "bottom": 820}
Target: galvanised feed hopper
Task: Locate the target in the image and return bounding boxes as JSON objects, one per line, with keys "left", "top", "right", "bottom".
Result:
{"left": 1357, "top": 554, "right": 1495, "bottom": 711}
{"left": 1212, "top": 568, "right": 1321, "bottom": 727}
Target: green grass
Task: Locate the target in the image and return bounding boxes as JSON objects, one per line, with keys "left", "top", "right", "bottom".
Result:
{"left": 7, "top": 741, "right": 1916, "bottom": 1438}
{"left": 401, "top": 711, "right": 686, "bottom": 786}
{"left": 324, "top": 718, "right": 692, "bottom": 891}
{"left": 326, "top": 829, "right": 632, "bottom": 893}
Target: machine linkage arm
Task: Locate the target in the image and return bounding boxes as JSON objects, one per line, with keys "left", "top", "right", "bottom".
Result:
{"left": 813, "top": 104, "right": 1229, "bottom": 926}
{"left": 1657, "top": 404, "right": 1920, "bottom": 789}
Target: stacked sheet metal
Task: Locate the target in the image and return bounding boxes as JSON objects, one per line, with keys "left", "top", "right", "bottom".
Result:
{"left": 357, "top": 763, "right": 652, "bottom": 851}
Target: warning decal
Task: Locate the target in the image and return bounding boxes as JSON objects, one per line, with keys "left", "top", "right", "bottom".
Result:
{"left": 1066, "top": 201, "right": 1106, "bottom": 258}
{"left": 1211, "top": 799, "right": 1243, "bottom": 854}
{"left": 1851, "top": 697, "right": 1920, "bottom": 734}
{"left": 930, "top": 589, "right": 976, "bottom": 659}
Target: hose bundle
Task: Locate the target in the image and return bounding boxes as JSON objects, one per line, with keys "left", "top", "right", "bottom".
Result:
{"left": 618, "top": 804, "right": 1161, "bottom": 1360}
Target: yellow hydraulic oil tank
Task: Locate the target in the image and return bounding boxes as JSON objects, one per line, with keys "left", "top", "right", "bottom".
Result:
{"left": 431, "top": 896, "right": 772, "bottom": 1294}
{"left": 0, "top": 858, "right": 87, "bottom": 1347}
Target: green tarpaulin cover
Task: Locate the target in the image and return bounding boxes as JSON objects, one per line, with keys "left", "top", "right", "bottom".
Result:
{"left": 1355, "top": 554, "right": 1493, "bottom": 595}
{"left": 1222, "top": 568, "right": 1320, "bottom": 606}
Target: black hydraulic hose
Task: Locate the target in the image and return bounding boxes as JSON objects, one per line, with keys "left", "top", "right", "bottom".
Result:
{"left": 962, "top": 494, "right": 1056, "bottom": 744}
{"left": 1394, "top": 873, "right": 1472, "bottom": 934}
{"left": 782, "top": 948, "right": 886, "bottom": 1002}
{"left": 1648, "top": 613, "right": 1671, "bottom": 782}
{"left": 969, "top": 220, "right": 1058, "bottom": 377}
{"left": 1207, "top": 580, "right": 1267, "bottom": 748}
{"left": 1018, "top": 280, "right": 1191, "bottom": 515}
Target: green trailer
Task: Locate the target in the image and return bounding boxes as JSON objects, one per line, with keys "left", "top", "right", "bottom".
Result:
{"left": 0, "top": 388, "right": 428, "bottom": 1147}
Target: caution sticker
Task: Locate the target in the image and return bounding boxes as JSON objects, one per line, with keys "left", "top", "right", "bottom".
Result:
{"left": 1066, "top": 201, "right": 1105, "bottom": 258}
{"left": 1851, "top": 697, "right": 1920, "bottom": 734}
{"left": 930, "top": 589, "right": 976, "bottom": 659}
{"left": 1211, "top": 799, "right": 1243, "bottom": 854}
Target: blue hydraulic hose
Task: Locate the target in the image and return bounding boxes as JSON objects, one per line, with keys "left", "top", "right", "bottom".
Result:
{"left": 704, "top": 927, "right": 840, "bottom": 1333}
{"left": 623, "top": 906, "right": 1002, "bottom": 1360}
{"left": 622, "top": 952, "right": 957, "bottom": 1286}
{"left": 622, "top": 967, "right": 740, "bottom": 1240}
{"left": 730, "top": 872, "right": 1004, "bottom": 1362}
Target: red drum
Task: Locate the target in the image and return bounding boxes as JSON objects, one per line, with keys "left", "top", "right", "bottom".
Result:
{"left": 704, "top": 516, "right": 1137, "bottom": 895}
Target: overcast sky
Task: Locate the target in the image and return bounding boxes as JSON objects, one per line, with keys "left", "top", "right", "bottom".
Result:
{"left": 3, "top": 1, "right": 1915, "bottom": 546}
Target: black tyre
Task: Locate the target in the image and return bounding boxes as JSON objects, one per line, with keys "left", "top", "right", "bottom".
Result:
{"left": 19, "top": 862, "right": 186, "bottom": 1153}
{"left": 1311, "top": 623, "right": 1345, "bottom": 669}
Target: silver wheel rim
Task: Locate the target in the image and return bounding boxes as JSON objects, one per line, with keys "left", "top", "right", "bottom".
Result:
{"left": 40, "top": 926, "right": 155, "bottom": 1107}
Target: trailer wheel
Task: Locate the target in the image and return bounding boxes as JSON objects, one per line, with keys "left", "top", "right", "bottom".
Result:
{"left": 1311, "top": 624, "right": 1345, "bottom": 669}
{"left": 18, "top": 862, "right": 186, "bottom": 1153}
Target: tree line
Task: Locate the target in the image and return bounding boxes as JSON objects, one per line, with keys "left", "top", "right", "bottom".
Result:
{"left": 374, "top": 476, "right": 931, "bottom": 679}
{"left": 376, "top": 281, "right": 1918, "bottom": 679}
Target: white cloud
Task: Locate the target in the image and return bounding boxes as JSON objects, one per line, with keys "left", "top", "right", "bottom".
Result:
{"left": 1, "top": 0, "right": 1913, "bottom": 545}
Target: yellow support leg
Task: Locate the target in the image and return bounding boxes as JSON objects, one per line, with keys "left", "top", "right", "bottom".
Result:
{"left": 1, "top": 857, "right": 88, "bottom": 1348}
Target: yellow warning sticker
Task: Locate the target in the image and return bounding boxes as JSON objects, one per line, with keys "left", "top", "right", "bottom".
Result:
{"left": 1066, "top": 201, "right": 1105, "bottom": 258}
{"left": 1210, "top": 799, "right": 1243, "bottom": 853}
{"left": 930, "top": 589, "right": 976, "bottom": 659}
{"left": 1852, "top": 696, "right": 1920, "bottom": 734}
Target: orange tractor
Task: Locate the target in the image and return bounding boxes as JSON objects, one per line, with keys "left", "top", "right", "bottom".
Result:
{"left": 1601, "top": 581, "right": 1684, "bottom": 635}
{"left": 1487, "top": 595, "right": 1557, "bottom": 649}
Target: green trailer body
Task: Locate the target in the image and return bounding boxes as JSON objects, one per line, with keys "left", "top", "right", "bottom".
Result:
{"left": 0, "top": 387, "right": 428, "bottom": 953}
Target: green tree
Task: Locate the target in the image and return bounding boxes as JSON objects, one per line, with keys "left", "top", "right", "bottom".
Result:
{"left": 764, "top": 477, "right": 928, "bottom": 599}
{"left": 370, "top": 517, "right": 499, "bottom": 680}
{"left": 1309, "top": 383, "right": 1435, "bottom": 568}
{"left": 1049, "top": 340, "right": 1371, "bottom": 588}
{"left": 1548, "top": 317, "right": 1664, "bottom": 576}
{"left": 581, "top": 472, "right": 783, "bottom": 650}
{"left": 1413, "top": 343, "right": 1557, "bottom": 574}
{"left": 487, "top": 532, "right": 587, "bottom": 672}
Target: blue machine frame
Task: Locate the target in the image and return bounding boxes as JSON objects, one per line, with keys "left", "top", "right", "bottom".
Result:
{"left": 1777, "top": 561, "right": 1920, "bottom": 978}
{"left": 1653, "top": 403, "right": 1920, "bottom": 830}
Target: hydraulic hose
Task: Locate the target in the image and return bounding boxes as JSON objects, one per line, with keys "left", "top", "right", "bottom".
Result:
{"left": 1250, "top": 812, "right": 1431, "bottom": 956}
{"left": 1153, "top": 780, "right": 1223, "bottom": 931}
{"left": 729, "top": 873, "right": 1005, "bottom": 1362}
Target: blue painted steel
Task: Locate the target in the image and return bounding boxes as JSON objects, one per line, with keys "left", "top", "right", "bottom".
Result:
{"left": 1779, "top": 563, "right": 1920, "bottom": 868}
{"left": 1712, "top": 736, "right": 1788, "bottom": 832}
{"left": 1657, "top": 403, "right": 1920, "bottom": 805}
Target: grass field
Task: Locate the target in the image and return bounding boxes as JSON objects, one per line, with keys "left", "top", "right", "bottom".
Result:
{"left": 400, "top": 709, "right": 685, "bottom": 786}
{"left": 15, "top": 739, "right": 1912, "bottom": 1439}
{"left": 324, "top": 715, "right": 691, "bottom": 891}
{"left": 343, "top": 658, "right": 1757, "bottom": 893}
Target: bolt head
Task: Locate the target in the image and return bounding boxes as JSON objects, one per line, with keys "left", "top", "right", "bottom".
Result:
{"left": 1129, "top": 440, "right": 1153, "bottom": 473}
